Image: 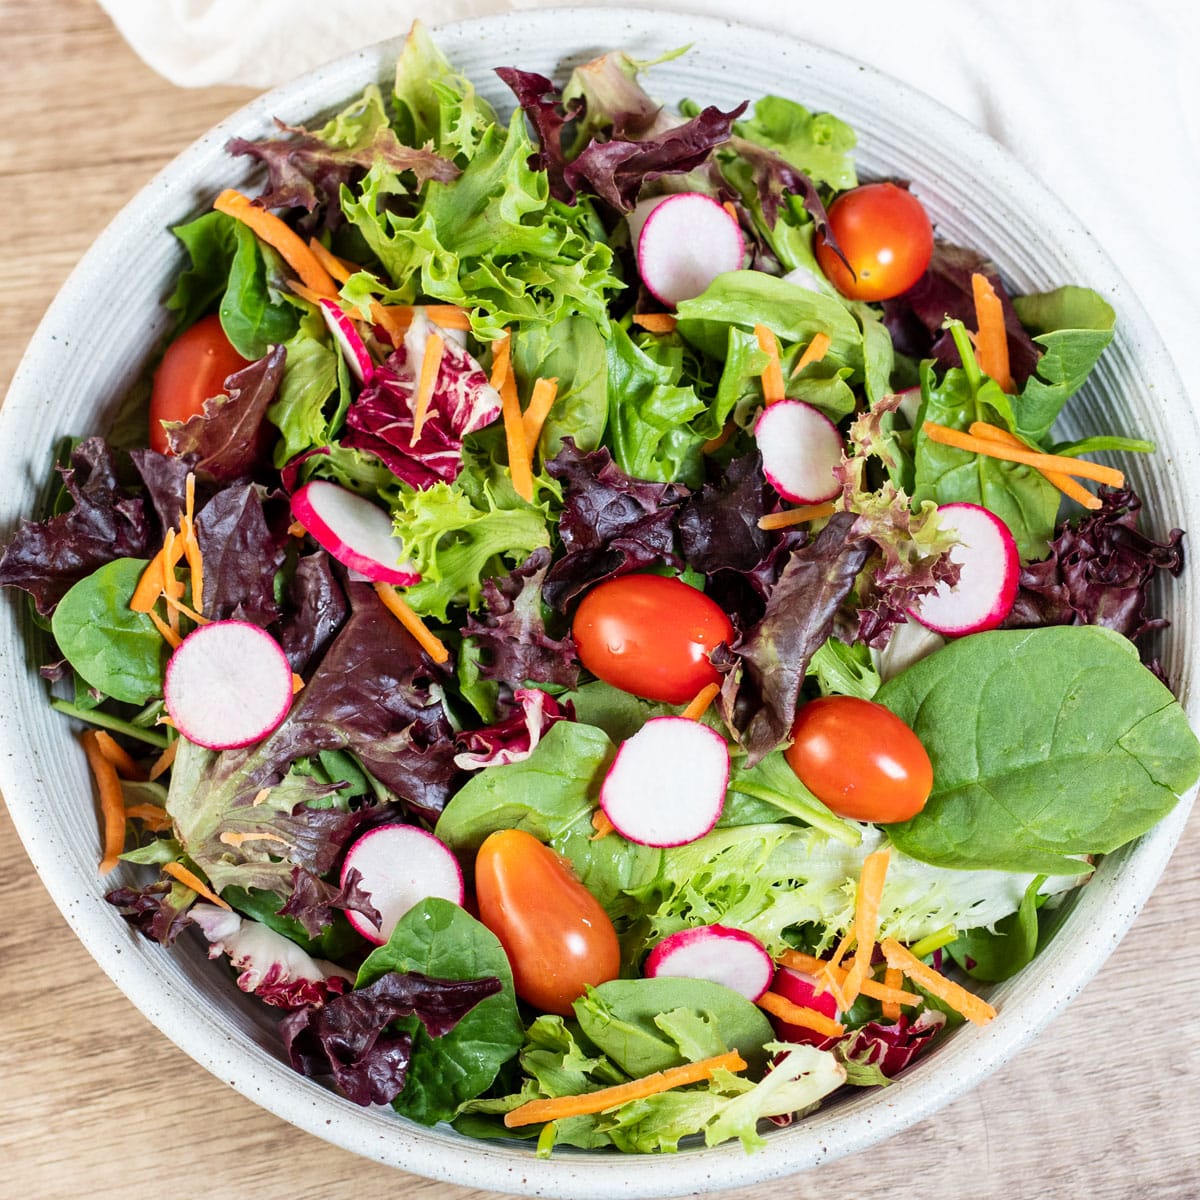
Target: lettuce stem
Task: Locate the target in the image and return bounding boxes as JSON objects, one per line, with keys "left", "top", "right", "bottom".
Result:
{"left": 51, "top": 700, "right": 171, "bottom": 748}
{"left": 728, "top": 782, "right": 861, "bottom": 846}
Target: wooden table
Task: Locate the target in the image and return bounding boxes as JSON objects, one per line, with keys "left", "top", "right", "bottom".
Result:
{"left": 1, "top": 2, "right": 1197, "bottom": 1196}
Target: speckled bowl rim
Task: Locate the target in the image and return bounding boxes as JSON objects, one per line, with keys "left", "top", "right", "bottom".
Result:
{"left": 1, "top": 8, "right": 1196, "bottom": 1198}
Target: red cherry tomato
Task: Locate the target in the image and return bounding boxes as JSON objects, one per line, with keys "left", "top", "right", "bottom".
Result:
{"left": 572, "top": 575, "right": 734, "bottom": 705}
{"left": 474, "top": 829, "right": 620, "bottom": 1016}
{"left": 784, "top": 695, "right": 932, "bottom": 823}
{"left": 815, "top": 183, "right": 934, "bottom": 302}
{"left": 148, "top": 313, "right": 250, "bottom": 454}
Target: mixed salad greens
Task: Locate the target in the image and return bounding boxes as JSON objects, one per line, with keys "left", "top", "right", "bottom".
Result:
{"left": 3, "top": 23, "right": 1199, "bottom": 1156}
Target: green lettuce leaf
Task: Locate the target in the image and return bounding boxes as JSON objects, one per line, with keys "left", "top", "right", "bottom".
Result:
{"left": 733, "top": 96, "right": 858, "bottom": 191}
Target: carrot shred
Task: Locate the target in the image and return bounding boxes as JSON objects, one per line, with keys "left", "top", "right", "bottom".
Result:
{"left": 162, "top": 590, "right": 210, "bottom": 626}
{"left": 790, "top": 331, "right": 832, "bottom": 379}
{"left": 373, "top": 582, "right": 450, "bottom": 664}
{"left": 969, "top": 421, "right": 1102, "bottom": 510}
{"left": 368, "top": 300, "right": 405, "bottom": 345}
{"left": 828, "top": 931, "right": 855, "bottom": 972}
{"left": 214, "top": 189, "right": 338, "bottom": 298}
{"left": 492, "top": 332, "right": 534, "bottom": 503}
{"left": 410, "top": 331, "right": 445, "bottom": 446}
{"left": 148, "top": 739, "right": 179, "bottom": 781}
{"left": 701, "top": 421, "right": 735, "bottom": 455}
{"left": 880, "top": 937, "right": 997, "bottom": 1026}
{"left": 379, "top": 304, "right": 472, "bottom": 332}
{"left": 131, "top": 549, "right": 165, "bottom": 612}
{"left": 681, "top": 682, "right": 720, "bottom": 722}
{"left": 756, "top": 992, "right": 845, "bottom": 1038}
{"left": 162, "top": 861, "right": 231, "bottom": 910}
{"left": 590, "top": 809, "right": 616, "bottom": 840}
{"left": 757, "top": 502, "right": 838, "bottom": 531}
{"left": 181, "top": 472, "right": 205, "bottom": 613}
{"left": 288, "top": 520, "right": 308, "bottom": 538}
{"left": 123, "top": 803, "right": 172, "bottom": 833}
{"left": 754, "top": 323, "right": 786, "bottom": 404}
{"left": 970, "top": 273, "right": 1013, "bottom": 393}
{"left": 842, "top": 847, "right": 890, "bottom": 1007}
{"left": 775, "top": 949, "right": 920, "bottom": 1008}
{"left": 93, "top": 730, "right": 145, "bottom": 781}
{"left": 881, "top": 966, "right": 904, "bottom": 1021}
{"left": 147, "top": 608, "right": 182, "bottom": 649}
{"left": 287, "top": 280, "right": 329, "bottom": 307}
{"left": 307, "top": 237, "right": 354, "bottom": 283}
{"left": 922, "top": 421, "right": 1125, "bottom": 487}
{"left": 81, "top": 731, "right": 127, "bottom": 874}
{"left": 291, "top": 672, "right": 305, "bottom": 694}
{"left": 631, "top": 313, "right": 678, "bottom": 334}
{"left": 723, "top": 200, "right": 739, "bottom": 223}
{"left": 522, "top": 377, "right": 559, "bottom": 455}
{"left": 503, "top": 1051, "right": 747, "bottom": 1128}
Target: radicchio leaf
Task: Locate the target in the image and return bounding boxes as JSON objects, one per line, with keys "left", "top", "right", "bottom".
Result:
{"left": 461, "top": 546, "right": 580, "bottom": 686}
{"left": 194, "top": 482, "right": 286, "bottom": 625}
{"left": 454, "top": 687, "right": 571, "bottom": 770}
{"left": 277, "top": 549, "right": 348, "bottom": 674}
{"left": 277, "top": 865, "right": 380, "bottom": 939}
{"left": 279, "top": 969, "right": 502, "bottom": 1106}
{"left": 0, "top": 437, "right": 152, "bottom": 616}
{"left": 833, "top": 1010, "right": 945, "bottom": 1079}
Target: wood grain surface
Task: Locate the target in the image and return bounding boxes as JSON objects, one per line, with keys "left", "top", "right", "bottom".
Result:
{"left": 1, "top": 3, "right": 1197, "bottom": 1198}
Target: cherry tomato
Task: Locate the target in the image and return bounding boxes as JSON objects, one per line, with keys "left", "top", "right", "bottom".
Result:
{"left": 814, "top": 183, "right": 934, "bottom": 302}
{"left": 784, "top": 695, "right": 932, "bottom": 823}
{"left": 148, "top": 313, "right": 250, "bottom": 454}
{"left": 572, "top": 575, "right": 734, "bottom": 705}
{"left": 474, "top": 829, "right": 620, "bottom": 1016}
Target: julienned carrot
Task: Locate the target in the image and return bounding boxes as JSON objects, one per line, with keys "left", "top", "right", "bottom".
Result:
{"left": 93, "top": 730, "right": 145, "bottom": 781}
{"left": 775, "top": 950, "right": 920, "bottom": 1007}
{"left": 701, "top": 422, "right": 735, "bottom": 455}
{"left": 969, "top": 421, "right": 1102, "bottom": 510}
{"left": 842, "top": 847, "right": 890, "bottom": 1006}
{"left": 148, "top": 739, "right": 179, "bottom": 781}
{"left": 880, "top": 938, "right": 997, "bottom": 1026}
{"left": 81, "top": 731, "right": 126, "bottom": 874}
{"left": 147, "top": 609, "right": 182, "bottom": 649}
{"left": 287, "top": 280, "right": 330, "bottom": 307}
{"left": 502, "top": 1051, "right": 747, "bottom": 1128}
{"left": 373, "top": 582, "right": 450, "bottom": 664}
{"left": 681, "top": 682, "right": 721, "bottom": 722}
{"left": 590, "top": 809, "right": 616, "bottom": 840}
{"left": 181, "top": 471, "right": 205, "bottom": 613}
{"left": 754, "top": 323, "right": 786, "bottom": 404}
{"left": 922, "top": 421, "right": 1125, "bottom": 487}
{"left": 631, "top": 313, "right": 678, "bottom": 334}
{"left": 757, "top": 501, "right": 838, "bottom": 531}
{"left": 307, "top": 237, "right": 354, "bottom": 283}
{"left": 162, "top": 591, "right": 210, "bottom": 627}
{"left": 828, "top": 930, "right": 855, "bottom": 972}
{"left": 131, "top": 534, "right": 185, "bottom": 613}
{"left": 522, "top": 377, "right": 559, "bottom": 454}
{"left": 970, "top": 273, "right": 1013, "bottom": 393}
{"left": 492, "top": 332, "right": 534, "bottom": 503}
{"left": 379, "top": 304, "right": 473, "bottom": 332}
{"left": 881, "top": 967, "right": 904, "bottom": 1021}
{"left": 790, "top": 331, "right": 832, "bottom": 378}
{"left": 162, "top": 861, "right": 231, "bottom": 910}
{"left": 756, "top": 992, "right": 845, "bottom": 1038}
{"left": 124, "top": 803, "right": 172, "bottom": 833}
{"left": 410, "top": 331, "right": 445, "bottom": 446}
{"left": 214, "top": 189, "right": 338, "bottom": 298}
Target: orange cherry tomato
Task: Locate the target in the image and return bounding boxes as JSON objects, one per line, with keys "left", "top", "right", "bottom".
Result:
{"left": 784, "top": 695, "right": 932, "bottom": 823}
{"left": 148, "top": 313, "right": 251, "bottom": 454}
{"left": 572, "top": 575, "right": 734, "bottom": 705}
{"left": 815, "top": 183, "right": 934, "bottom": 302}
{"left": 474, "top": 829, "right": 620, "bottom": 1016}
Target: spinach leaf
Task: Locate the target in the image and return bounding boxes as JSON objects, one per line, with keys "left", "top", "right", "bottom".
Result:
{"left": 878, "top": 626, "right": 1200, "bottom": 873}
{"left": 946, "top": 875, "right": 1043, "bottom": 982}
{"left": 357, "top": 898, "right": 523, "bottom": 1125}
{"left": 51, "top": 558, "right": 165, "bottom": 704}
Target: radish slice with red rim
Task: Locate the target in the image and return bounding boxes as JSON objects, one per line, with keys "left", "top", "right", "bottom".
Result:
{"left": 755, "top": 399, "right": 844, "bottom": 504}
{"left": 644, "top": 925, "right": 774, "bottom": 1001}
{"left": 768, "top": 966, "right": 841, "bottom": 1047}
{"left": 319, "top": 298, "right": 373, "bottom": 383}
{"left": 163, "top": 620, "right": 294, "bottom": 750}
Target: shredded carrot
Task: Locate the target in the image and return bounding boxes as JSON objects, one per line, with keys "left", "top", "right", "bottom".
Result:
{"left": 162, "top": 861, "right": 231, "bottom": 910}
{"left": 819, "top": 961, "right": 850, "bottom": 1013}
{"left": 147, "top": 608, "right": 182, "bottom": 649}
{"left": 287, "top": 280, "right": 329, "bottom": 307}
{"left": 968, "top": 421, "right": 1102, "bottom": 510}
{"left": 131, "top": 534, "right": 183, "bottom": 613}
{"left": 251, "top": 787, "right": 272, "bottom": 807}
{"left": 590, "top": 809, "right": 616, "bottom": 840}
{"left": 503, "top": 1051, "right": 747, "bottom": 1128}
{"left": 828, "top": 931, "right": 855, "bottom": 972}
{"left": 93, "top": 730, "right": 145, "bottom": 781}
{"left": 681, "top": 682, "right": 720, "bottom": 722}
{"left": 123, "top": 803, "right": 172, "bottom": 833}
{"left": 288, "top": 520, "right": 308, "bottom": 539}
{"left": 81, "top": 731, "right": 126, "bottom": 874}
{"left": 881, "top": 966, "right": 904, "bottom": 1021}
{"left": 631, "top": 313, "right": 679, "bottom": 334}
{"left": 180, "top": 472, "right": 205, "bottom": 613}
{"left": 373, "top": 582, "right": 450, "bottom": 664}
{"left": 410, "top": 331, "right": 445, "bottom": 446}
{"left": 775, "top": 950, "right": 920, "bottom": 1008}
{"left": 162, "top": 590, "right": 210, "bottom": 627}
{"left": 522, "top": 377, "right": 559, "bottom": 455}
{"left": 219, "top": 830, "right": 289, "bottom": 848}
{"left": 970, "top": 273, "right": 1013, "bottom": 393}
{"left": 754, "top": 323, "right": 786, "bottom": 404}
{"left": 368, "top": 300, "right": 405, "bottom": 344}
{"left": 214, "top": 189, "right": 338, "bottom": 298}
{"left": 148, "top": 739, "right": 179, "bottom": 782}
{"left": 492, "top": 332, "right": 534, "bottom": 503}
{"left": 880, "top": 938, "right": 997, "bottom": 1026}
{"left": 291, "top": 673, "right": 305, "bottom": 694}
{"left": 922, "top": 421, "right": 1125, "bottom": 487}
{"left": 379, "top": 304, "right": 473, "bottom": 332}
{"left": 307, "top": 237, "right": 354, "bottom": 283}
{"left": 722, "top": 200, "right": 739, "bottom": 224}
{"left": 757, "top": 502, "right": 838, "bottom": 531}
{"left": 756, "top": 992, "right": 845, "bottom": 1039}
{"left": 701, "top": 422, "right": 735, "bottom": 455}
{"left": 842, "top": 847, "right": 890, "bottom": 1006}
{"left": 790, "top": 331, "right": 832, "bottom": 379}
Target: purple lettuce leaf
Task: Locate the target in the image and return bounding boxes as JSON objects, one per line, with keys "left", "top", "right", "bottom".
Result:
{"left": 277, "top": 549, "right": 349, "bottom": 674}
{"left": 543, "top": 439, "right": 688, "bottom": 611}
{"left": 166, "top": 345, "right": 287, "bottom": 482}
{"left": 128, "top": 447, "right": 195, "bottom": 535}
{"left": 461, "top": 547, "right": 580, "bottom": 687}
{"left": 1004, "top": 487, "right": 1184, "bottom": 644}
{"left": 718, "top": 512, "right": 869, "bottom": 763}
{"left": 454, "top": 687, "right": 572, "bottom": 770}
{"left": 279, "top": 969, "right": 502, "bottom": 1106}
{"left": 678, "top": 451, "right": 773, "bottom": 576}
{"left": 105, "top": 881, "right": 192, "bottom": 945}
{"left": 194, "top": 482, "right": 286, "bottom": 625}
{"left": 278, "top": 865, "right": 381, "bottom": 939}
{"left": 494, "top": 67, "right": 578, "bottom": 201}
{"left": 0, "top": 437, "right": 153, "bottom": 617}
{"left": 834, "top": 1010, "right": 945, "bottom": 1079}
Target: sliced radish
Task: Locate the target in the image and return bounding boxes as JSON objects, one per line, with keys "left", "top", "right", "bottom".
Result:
{"left": 319, "top": 298, "right": 373, "bottom": 383}
{"left": 908, "top": 501, "right": 1019, "bottom": 636}
{"left": 340, "top": 824, "right": 465, "bottom": 946}
{"left": 164, "top": 621, "right": 293, "bottom": 750}
{"left": 755, "top": 399, "right": 844, "bottom": 504}
{"left": 768, "top": 966, "right": 841, "bottom": 1047}
{"left": 600, "top": 716, "right": 729, "bottom": 848}
{"left": 644, "top": 925, "right": 773, "bottom": 1001}
{"left": 628, "top": 192, "right": 745, "bottom": 308}
{"left": 290, "top": 480, "right": 419, "bottom": 586}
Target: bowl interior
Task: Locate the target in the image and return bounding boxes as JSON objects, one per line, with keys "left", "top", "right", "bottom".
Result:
{"left": 1, "top": 8, "right": 1196, "bottom": 1198}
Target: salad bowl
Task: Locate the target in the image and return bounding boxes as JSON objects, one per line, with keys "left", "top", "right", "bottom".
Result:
{"left": 0, "top": 8, "right": 1196, "bottom": 1197}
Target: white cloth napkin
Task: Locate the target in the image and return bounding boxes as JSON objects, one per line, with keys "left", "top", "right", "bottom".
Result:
{"left": 97, "top": 0, "right": 1200, "bottom": 411}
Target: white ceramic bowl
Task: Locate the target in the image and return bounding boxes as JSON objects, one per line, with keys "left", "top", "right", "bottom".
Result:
{"left": 1, "top": 9, "right": 1196, "bottom": 1197}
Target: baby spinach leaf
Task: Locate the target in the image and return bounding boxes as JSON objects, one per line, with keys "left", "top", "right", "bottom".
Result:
{"left": 878, "top": 626, "right": 1200, "bottom": 873}
{"left": 946, "top": 875, "right": 1043, "bottom": 982}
